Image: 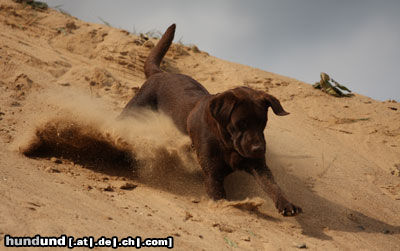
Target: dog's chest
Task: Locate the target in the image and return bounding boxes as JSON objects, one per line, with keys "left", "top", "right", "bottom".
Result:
{"left": 227, "top": 151, "right": 263, "bottom": 171}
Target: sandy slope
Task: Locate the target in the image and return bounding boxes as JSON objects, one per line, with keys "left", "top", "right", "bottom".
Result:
{"left": 0, "top": 0, "right": 399, "bottom": 250}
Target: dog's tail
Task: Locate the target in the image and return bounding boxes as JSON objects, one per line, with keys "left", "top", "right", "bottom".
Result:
{"left": 144, "top": 24, "right": 176, "bottom": 79}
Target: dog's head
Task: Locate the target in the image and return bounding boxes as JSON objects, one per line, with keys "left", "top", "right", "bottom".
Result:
{"left": 208, "top": 87, "right": 288, "bottom": 159}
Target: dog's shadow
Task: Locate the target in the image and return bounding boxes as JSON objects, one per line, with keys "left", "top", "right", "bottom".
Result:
{"left": 224, "top": 165, "right": 400, "bottom": 240}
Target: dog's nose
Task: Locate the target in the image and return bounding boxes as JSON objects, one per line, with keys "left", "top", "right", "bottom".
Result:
{"left": 251, "top": 144, "right": 264, "bottom": 153}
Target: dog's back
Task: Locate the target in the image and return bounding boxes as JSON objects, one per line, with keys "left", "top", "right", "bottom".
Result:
{"left": 120, "top": 24, "right": 209, "bottom": 133}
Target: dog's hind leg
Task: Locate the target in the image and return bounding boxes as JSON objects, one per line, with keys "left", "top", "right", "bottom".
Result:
{"left": 118, "top": 85, "right": 158, "bottom": 119}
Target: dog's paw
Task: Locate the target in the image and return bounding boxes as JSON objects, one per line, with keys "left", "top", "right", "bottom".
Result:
{"left": 276, "top": 200, "right": 302, "bottom": 216}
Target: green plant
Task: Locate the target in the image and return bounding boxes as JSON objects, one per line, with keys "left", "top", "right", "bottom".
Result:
{"left": 98, "top": 17, "right": 111, "bottom": 27}
{"left": 14, "top": 0, "right": 48, "bottom": 10}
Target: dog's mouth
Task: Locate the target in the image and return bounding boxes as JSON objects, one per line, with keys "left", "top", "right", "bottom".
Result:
{"left": 248, "top": 149, "right": 266, "bottom": 159}
{"left": 233, "top": 139, "right": 265, "bottom": 159}
{"left": 240, "top": 149, "right": 265, "bottom": 159}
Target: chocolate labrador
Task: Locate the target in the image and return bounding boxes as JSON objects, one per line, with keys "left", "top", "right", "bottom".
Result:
{"left": 120, "top": 24, "right": 301, "bottom": 216}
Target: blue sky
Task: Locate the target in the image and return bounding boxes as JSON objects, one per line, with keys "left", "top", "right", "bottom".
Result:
{"left": 42, "top": 0, "right": 400, "bottom": 101}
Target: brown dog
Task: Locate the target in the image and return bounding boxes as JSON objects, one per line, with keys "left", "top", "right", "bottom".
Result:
{"left": 120, "top": 24, "right": 301, "bottom": 216}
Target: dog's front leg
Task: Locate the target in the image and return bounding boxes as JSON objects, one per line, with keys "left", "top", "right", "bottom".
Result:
{"left": 205, "top": 171, "right": 226, "bottom": 200}
{"left": 198, "top": 154, "right": 233, "bottom": 200}
{"left": 249, "top": 164, "right": 302, "bottom": 216}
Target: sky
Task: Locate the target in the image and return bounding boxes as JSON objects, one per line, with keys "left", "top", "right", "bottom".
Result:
{"left": 42, "top": 0, "right": 400, "bottom": 101}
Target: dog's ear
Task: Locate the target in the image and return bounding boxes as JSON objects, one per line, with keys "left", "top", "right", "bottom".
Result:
{"left": 209, "top": 92, "right": 237, "bottom": 126}
{"left": 263, "top": 93, "right": 289, "bottom": 116}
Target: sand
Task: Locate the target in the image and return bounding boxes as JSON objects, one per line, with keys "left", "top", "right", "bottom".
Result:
{"left": 0, "top": 0, "right": 399, "bottom": 250}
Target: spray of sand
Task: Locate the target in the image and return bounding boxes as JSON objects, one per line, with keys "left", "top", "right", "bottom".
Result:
{"left": 13, "top": 88, "right": 204, "bottom": 194}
